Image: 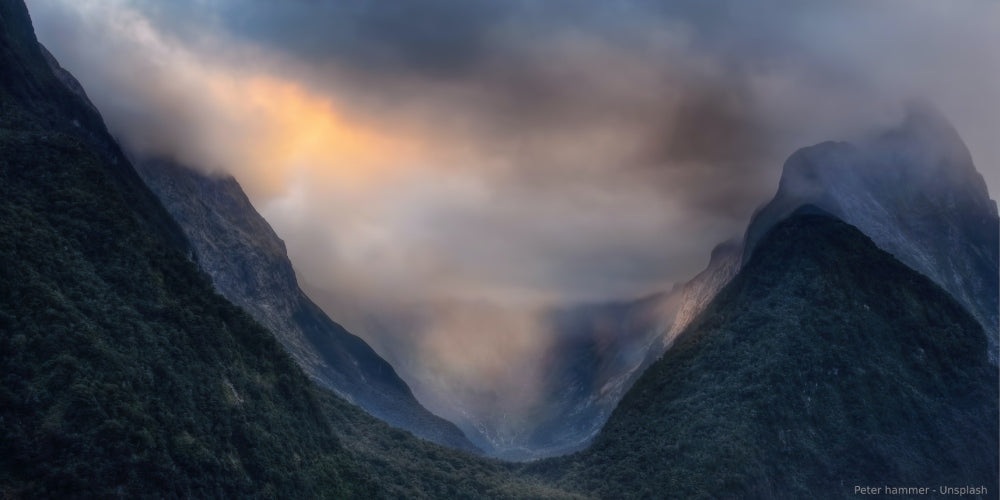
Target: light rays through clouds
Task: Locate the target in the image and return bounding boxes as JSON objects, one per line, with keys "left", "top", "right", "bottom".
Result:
{"left": 25, "top": 0, "right": 1000, "bottom": 431}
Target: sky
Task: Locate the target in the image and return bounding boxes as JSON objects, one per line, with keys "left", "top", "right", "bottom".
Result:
{"left": 24, "top": 0, "right": 1000, "bottom": 433}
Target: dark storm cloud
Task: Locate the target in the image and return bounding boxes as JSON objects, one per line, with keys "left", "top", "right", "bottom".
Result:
{"left": 130, "top": 0, "right": 518, "bottom": 77}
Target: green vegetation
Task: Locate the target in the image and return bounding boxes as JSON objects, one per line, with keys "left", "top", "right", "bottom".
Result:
{"left": 534, "top": 211, "right": 998, "bottom": 498}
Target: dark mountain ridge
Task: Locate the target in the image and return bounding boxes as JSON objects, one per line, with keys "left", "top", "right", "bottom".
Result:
{"left": 0, "top": 0, "right": 187, "bottom": 252}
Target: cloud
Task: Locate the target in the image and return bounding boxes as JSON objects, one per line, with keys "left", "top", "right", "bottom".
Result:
{"left": 25, "top": 0, "right": 1000, "bottom": 439}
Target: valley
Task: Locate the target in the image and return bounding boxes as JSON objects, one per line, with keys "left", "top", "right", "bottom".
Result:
{"left": 2, "top": 0, "right": 998, "bottom": 497}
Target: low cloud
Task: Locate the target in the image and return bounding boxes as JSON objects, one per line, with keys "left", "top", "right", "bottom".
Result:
{"left": 26, "top": 0, "right": 1000, "bottom": 433}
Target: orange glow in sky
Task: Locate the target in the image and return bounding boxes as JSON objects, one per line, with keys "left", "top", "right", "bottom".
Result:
{"left": 197, "top": 73, "right": 433, "bottom": 200}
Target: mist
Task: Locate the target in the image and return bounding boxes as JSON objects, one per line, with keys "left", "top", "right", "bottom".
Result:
{"left": 25, "top": 0, "right": 1000, "bottom": 435}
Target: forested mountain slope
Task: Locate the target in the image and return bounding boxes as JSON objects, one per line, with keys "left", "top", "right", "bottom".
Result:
{"left": 537, "top": 209, "right": 998, "bottom": 498}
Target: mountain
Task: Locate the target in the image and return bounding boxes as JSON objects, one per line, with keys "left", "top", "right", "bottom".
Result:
{"left": 0, "top": 2, "right": 569, "bottom": 497}
{"left": 133, "top": 157, "right": 476, "bottom": 452}
{"left": 506, "top": 108, "right": 999, "bottom": 459}
{"left": 538, "top": 209, "right": 999, "bottom": 498}
{"left": 745, "top": 107, "right": 999, "bottom": 362}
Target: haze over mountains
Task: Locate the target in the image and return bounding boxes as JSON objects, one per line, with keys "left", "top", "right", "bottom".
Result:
{"left": 25, "top": 0, "right": 1000, "bottom": 456}
{"left": 2, "top": 0, "right": 998, "bottom": 496}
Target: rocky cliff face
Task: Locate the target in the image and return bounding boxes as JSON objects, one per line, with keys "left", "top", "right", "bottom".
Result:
{"left": 134, "top": 158, "right": 477, "bottom": 452}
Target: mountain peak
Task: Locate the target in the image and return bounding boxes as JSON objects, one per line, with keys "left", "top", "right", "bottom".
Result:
{"left": 744, "top": 110, "right": 999, "bottom": 362}
{"left": 774, "top": 104, "right": 990, "bottom": 210}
